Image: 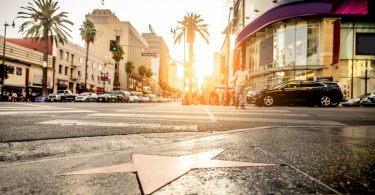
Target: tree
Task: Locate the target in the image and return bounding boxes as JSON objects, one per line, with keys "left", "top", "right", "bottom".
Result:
{"left": 111, "top": 45, "right": 124, "bottom": 90}
{"left": 125, "top": 61, "right": 134, "bottom": 90}
{"left": 172, "top": 12, "right": 209, "bottom": 104}
{"left": 79, "top": 20, "right": 96, "bottom": 92}
{"left": 138, "top": 65, "right": 146, "bottom": 92}
{"left": 17, "top": 0, "right": 74, "bottom": 94}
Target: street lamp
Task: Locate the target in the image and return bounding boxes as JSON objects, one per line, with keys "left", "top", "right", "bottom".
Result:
{"left": 224, "top": 7, "right": 233, "bottom": 106}
{"left": 1, "top": 20, "right": 15, "bottom": 86}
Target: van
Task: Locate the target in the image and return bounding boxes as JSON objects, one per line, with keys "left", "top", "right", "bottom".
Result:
{"left": 112, "top": 90, "right": 130, "bottom": 102}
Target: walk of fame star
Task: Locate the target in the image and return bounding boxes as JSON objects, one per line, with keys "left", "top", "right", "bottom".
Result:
{"left": 59, "top": 149, "right": 280, "bottom": 194}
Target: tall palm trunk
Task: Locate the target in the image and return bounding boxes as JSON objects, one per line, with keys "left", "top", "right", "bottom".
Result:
{"left": 84, "top": 42, "right": 90, "bottom": 92}
{"left": 42, "top": 30, "right": 49, "bottom": 95}
{"left": 188, "top": 41, "right": 194, "bottom": 104}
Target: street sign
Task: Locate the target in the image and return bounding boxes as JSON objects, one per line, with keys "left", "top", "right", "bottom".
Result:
{"left": 141, "top": 53, "right": 156, "bottom": 56}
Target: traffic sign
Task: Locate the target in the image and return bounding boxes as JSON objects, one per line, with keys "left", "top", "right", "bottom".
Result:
{"left": 141, "top": 53, "right": 156, "bottom": 56}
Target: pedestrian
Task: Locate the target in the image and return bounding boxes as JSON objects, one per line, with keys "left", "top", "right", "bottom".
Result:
{"left": 233, "top": 64, "right": 249, "bottom": 108}
{"left": 31, "top": 92, "right": 36, "bottom": 102}
{"left": 12, "top": 91, "right": 18, "bottom": 102}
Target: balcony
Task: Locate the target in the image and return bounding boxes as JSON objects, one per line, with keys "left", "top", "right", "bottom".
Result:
{"left": 70, "top": 75, "right": 81, "bottom": 81}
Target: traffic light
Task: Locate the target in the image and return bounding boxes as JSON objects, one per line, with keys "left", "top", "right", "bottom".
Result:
{"left": 220, "top": 55, "right": 226, "bottom": 74}
{"left": 109, "top": 40, "right": 118, "bottom": 51}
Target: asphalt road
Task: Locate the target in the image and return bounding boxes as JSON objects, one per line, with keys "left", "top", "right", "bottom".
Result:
{"left": 0, "top": 102, "right": 374, "bottom": 194}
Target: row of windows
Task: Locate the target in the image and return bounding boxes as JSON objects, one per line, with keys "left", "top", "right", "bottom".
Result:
{"left": 58, "top": 49, "right": 105, "bottom": 71}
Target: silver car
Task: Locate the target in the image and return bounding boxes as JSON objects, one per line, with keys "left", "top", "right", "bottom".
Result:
{"left": 75, "top": 92, "right": 97, "bottom": 102}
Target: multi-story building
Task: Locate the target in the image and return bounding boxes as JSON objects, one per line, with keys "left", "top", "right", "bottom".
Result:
{"left": 223, "top": 0, "right": 374, "bottom": 99}
{"left": 142, "top": 25, "right": 170, "bottom": 85}
{"left": 85, "top": 9, "right": 151, "bottom": 91}
{"left": 1, "top": 36, "right": 114, "bottom": 97}
{"left": 168, "top": 62, "right": 177, "bottom": 89}
{"left": 0, "top": 36, "right": 53, "bottom": 101}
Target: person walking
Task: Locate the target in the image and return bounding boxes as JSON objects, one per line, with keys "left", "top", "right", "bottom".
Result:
{"left": 233, "top": 64, "right": 249, "bottom": 109}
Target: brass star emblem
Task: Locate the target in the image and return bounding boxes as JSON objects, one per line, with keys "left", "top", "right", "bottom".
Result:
{"left": 59, "top": 149, "right": 280, "bottom": 194}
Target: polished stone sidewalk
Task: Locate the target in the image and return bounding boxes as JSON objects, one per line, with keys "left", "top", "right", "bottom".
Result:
{"left": 1, "top": 126, "right": 374, "bottom": 194}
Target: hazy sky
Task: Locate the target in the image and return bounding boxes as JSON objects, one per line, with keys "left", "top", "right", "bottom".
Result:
{"left": 0, "top": 0, "right": 229, "bottom": 80}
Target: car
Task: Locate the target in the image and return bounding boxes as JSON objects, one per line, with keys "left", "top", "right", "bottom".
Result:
{"left": 150, "top": 96, "right": 160, "bottom": 103}
{"left": 142, "top": 96, "right": 150, "bottom": 103}
{"left": 245, "top": 91, "right": 255, "bottom": 104}
{"left": 34, "top": 93, "right": 50, "bottom": 102}
{"left": 251, "top": 80, "right": 343, "bottom": 107}
{"left": 359, "top": 89, "right": 375, "bottom": 107}
{"left": 321, "top": 81, "right": 348, "bottom": 102}
{"left": 128, "top": 95, "right": 139, "bottom": 103}
{"left": 112, "top": 90, "right": 130, "bottom": 102}
{"left": 342, "top": 93, "right": 370, "bottom": 107}
{"left": 96, "top": 93, "right": 117, "bottom": 102}
{"left": 75, "top": 92, "right": 97, "bottom": 102}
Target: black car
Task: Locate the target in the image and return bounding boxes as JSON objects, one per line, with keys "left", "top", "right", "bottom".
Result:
{"left": 251, "top": 80, "right": 343, "bottom": 107}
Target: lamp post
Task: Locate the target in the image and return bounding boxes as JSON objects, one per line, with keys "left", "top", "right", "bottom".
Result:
{"left": 1, "top": 20, "right": 15, "bottom": 87}
{"left": 225, "top": 7, "right": 233, "bottom": 106}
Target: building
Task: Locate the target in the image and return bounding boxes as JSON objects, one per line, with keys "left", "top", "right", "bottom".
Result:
{"left": 0, "top": 35, "right": 114, "bottom": 100}
{"left": 168, "top": 62, "right": 177, "bottom": 89}
{"left": 223, "top": 0, "right": 374, "bottom": 99}
{"left": 85, "top": 9, "right": 151, "bottom": 91}
{"left": 142, "top": 25, "right": 170, "bottom": 85}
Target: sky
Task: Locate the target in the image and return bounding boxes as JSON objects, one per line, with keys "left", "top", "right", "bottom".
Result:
{"left": 0, "top": 0, "right": 229, "bottom": 81}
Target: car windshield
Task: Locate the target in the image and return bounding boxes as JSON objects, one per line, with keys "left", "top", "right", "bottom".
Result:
{"left": 272, "top": 82, "right": 286, "bottom": 90}
{"left": 79, "top": 93, "right": 90, "bottom": 96}
{"left": 112, "top": 92, "right": 121, "bottom": 95}
{"left": 54, "top": 90, "right": 65, "bottom": 94}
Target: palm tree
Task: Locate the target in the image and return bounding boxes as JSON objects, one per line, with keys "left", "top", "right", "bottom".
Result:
{"left": 111, "top": 45, "right": 124, "bottom": 90}
{"left": 79, "top": 20, "right": 96, "bottom": 92}
{"left": 172, "top": 12, "right": 209, "bottom": 104}
{"left": 125, "top": 61, "right": 134, "bottom": 90}
{"left": 17, "top": 0, "right": 74, "bottom": 94}
{"left": 138, "top": 65, "right": 146, "bottom": 92}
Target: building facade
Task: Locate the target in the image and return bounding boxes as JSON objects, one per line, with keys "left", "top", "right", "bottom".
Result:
{"left": 85, "top": 9, "right": 151, "bottom": 91}
{"left": 0, "top": 35, "right": 114, "bottom": 100}
{"left": 224, "top": 0, "right": 374, "bottom": 99}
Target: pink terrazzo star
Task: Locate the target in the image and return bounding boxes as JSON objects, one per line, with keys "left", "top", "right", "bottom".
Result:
{"left": 60, "top": 149, "right": 280, "bottom": 194}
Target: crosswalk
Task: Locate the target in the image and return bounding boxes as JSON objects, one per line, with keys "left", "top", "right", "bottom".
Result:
{"left": 0, "top": 103, "right": 347, "bottom": 128}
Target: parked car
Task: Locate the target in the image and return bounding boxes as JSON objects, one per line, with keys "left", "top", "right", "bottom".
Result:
{"left": 75, "top": 92, "right": 97, "bottom": 102}
{"left": 128, "top": 95, "right": 139, "bottom": 103}
{"left": 359, "top": 89, "right": 375, "bottom": 107}
{"left": 342, "top": 93, "right": 370, "bottom": 107}
{"left": 142, "top": 96, "right": 150, "bottom": 103}
{"left": 48, "top": 90, "right": 77, "bottom": 102}
{"left": 112, "top": 90, "right": 130, "bottom": 102}
{"left": 96, "top": 93, "right": 117, "bottom": 102}
{"left": 321, "top": 81, "right": 348, "bottom": 102}
{"left": 34, "top": 93, "right": 50, "bottom": 102}
{"left": 150, "top": 96, "right": 160, "bottom": 103}
{"left": 246, "top": 91, "right": 255, "bottom": 104}
{"left": 251, "top": 80, "right": 343, "bottom": 107}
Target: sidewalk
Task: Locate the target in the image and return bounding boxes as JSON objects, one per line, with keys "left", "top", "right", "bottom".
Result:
{"left": 1, "top": 126, "right": 374, "bottom": 194}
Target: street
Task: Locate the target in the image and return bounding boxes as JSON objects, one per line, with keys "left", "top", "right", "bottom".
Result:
{"left": 0, "top": 102, "right": 375, "bottom": 194}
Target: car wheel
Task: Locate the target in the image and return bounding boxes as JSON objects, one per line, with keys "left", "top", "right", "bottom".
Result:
{"left": 263, "top": 95, "right": 274, "bottom": 106}
{"left": 319, "top": 95, "right": 331, "bottom": 107}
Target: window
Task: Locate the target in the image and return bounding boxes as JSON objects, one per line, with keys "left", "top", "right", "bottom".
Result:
{"left": 79, "top": 57, "right": 82, "bottom": 63}
{"left": 59, "top": 50, "right": 63, "bottom": 59}
{"left": 71, "top": 54, "right": 75, "bottom": 64}
{"left": 92, "top": 62, "right": 96, "bottom": 69}
{"left": 92, "top": 74, "right": 94, "bottom": 80}
{"left": 65, "top": 52, "right": 69, "bottom": 61}
{"left": 78, "top": 70, "right": 81, "bottom": 77}
{"left": 98, "top": 64, "right": 101, "bottom": 71}
{"left": 65, "top": 67, "right": 68, "bottom": 75}
{"left": 59, "top": 65, "right": 63, "bottom": 74}
{"left": 16, "top": 67, "right": 22, "bottom": 76}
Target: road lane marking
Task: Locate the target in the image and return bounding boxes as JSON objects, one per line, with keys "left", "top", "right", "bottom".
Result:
{"left": 205, "top": 108, "right": 217, "bottom": 122}
{"left": 88, "top": 113, "right": 345, "bottom": 125}
{"left": 0, "top": 110, "right": 96, "bottom": 115}
{"left": 36, "top": 120, "right": 198, "bottom": 131}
